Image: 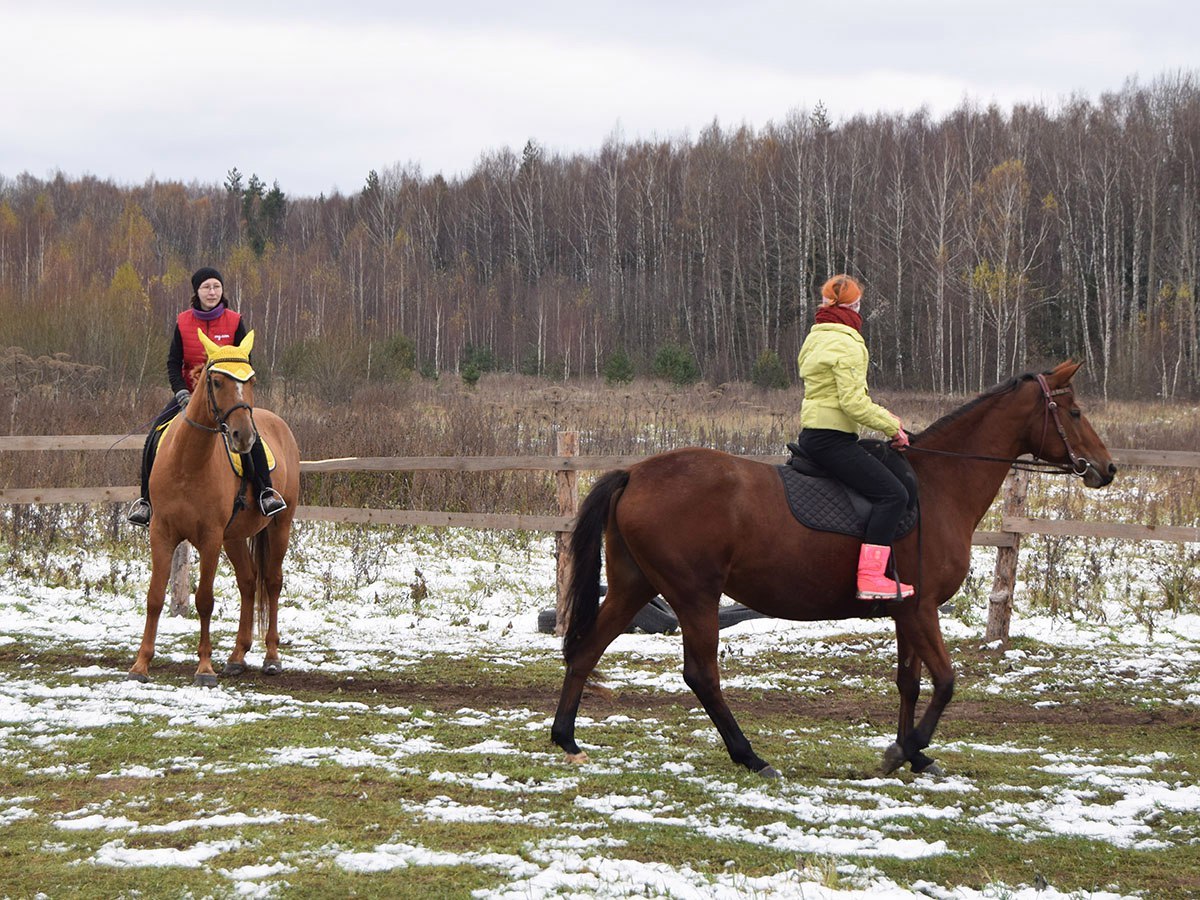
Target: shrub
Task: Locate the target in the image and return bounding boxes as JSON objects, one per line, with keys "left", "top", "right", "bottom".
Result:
{"left": 276, "top": 333, "right": 369, "bottom": 400}
{"left": 372, "top": 333, "right": 416, "bottom": 382}
{"left": 653, "top": 342, "right": 700, "bottom": 385}
{"left": 461, "top": 361, "right": 482, "bottom": 388}
{"left": 751, "top": 349, "right": 790, "bottom": 390}
{"left": 461, "top": 343, "right": 496, "bottom": 374}
{"left": 603, "top": 348, "right": 635, "bottom": 385}
{"left": 518, "top": 348, "right": 541, "bottom": 377}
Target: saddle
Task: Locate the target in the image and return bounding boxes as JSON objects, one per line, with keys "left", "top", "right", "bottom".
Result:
{"left": 778, "top": 439, "right": 919, "bottom": 539}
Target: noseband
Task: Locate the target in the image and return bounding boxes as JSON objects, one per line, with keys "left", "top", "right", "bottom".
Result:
{"left": 184, "top": 362, "right": 255, "bottom": 437}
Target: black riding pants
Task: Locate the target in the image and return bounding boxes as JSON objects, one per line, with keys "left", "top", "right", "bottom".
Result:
{"left": 795, "top": 428, "right": 910, "bottom": 545}
{"left": 139, "top": 402, "right": 274, "bottom": 502}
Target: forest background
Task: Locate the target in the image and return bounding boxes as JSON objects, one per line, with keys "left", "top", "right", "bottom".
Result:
{"left": 1, "top": 73, "right": 1198, "bottom": 406}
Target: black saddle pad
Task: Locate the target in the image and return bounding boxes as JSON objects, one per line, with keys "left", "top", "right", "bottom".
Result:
{"left": 778, "top": 441, "right": 919, "bottom": 539}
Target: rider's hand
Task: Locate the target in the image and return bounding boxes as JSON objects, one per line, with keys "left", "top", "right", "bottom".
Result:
{"left": 891, "top": 427, "right": 910, "bottom": 448}
{"left": 175, "top": 389, "right": 191, "bottom": 409}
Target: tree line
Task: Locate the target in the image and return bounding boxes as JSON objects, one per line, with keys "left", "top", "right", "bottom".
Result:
{"left": 1, "top": 71, "right": 1197, "bottom": 399}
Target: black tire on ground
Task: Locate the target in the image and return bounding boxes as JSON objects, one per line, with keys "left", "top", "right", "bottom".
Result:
{"left": 537, "top": 608, "right": 558, "bottom": 634}
{"left": 717, "top": 603, "right": 767, "bottom": 628}
{"left": 537, "top": 598, "right": 765, "bottom": 635}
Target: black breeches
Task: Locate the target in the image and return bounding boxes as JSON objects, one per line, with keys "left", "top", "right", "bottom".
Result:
{"left": 795, "top": 428, "right": 910, "bottom": 545}
{"left": 242, "top": 440, "right": 274, "bottom": 492}
{"left": 139, "top": 401, "right": 181, "bottom": 501}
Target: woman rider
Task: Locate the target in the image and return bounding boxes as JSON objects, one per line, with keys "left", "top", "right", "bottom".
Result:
{"left": 126, "top": 267, "right": 286, "bottom": 526}
{"left": 795, "top": 274, "right": 913, "bottom": 600}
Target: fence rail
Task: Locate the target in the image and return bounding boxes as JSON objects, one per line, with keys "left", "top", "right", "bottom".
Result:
{"left": 4, "top": 435, "right": 1199, "bottom": 645}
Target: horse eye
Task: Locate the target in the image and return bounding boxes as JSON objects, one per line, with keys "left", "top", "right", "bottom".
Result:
{"left": 1069, "top": 408, "right": 1081, "bottom": 419}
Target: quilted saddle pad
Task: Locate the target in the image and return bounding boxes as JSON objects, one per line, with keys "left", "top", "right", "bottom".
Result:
{"left": 776, "top": 445, "right": 919, "bottom": 539}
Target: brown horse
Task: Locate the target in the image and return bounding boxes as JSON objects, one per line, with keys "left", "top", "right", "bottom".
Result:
{"left": 128, "top": 330, "right": 300, "bottom": 686}
{"left": 553, "top": 361, "right": 1116, "bottom": 777}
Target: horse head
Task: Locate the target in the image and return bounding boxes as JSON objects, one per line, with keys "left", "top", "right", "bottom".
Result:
{"left": 1026, "top": 361, "right": 1116, "bottom": 488}
{"left": 197, "top": 329, "right": 259, "bottom": 454}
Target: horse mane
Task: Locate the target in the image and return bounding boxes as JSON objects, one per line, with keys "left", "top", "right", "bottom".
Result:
{"left": 911, "top": 372, "right": 1038, "bottom": 443}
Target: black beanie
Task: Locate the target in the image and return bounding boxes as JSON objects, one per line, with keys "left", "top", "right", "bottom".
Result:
{"left": 191, "top": 267, "right": 224, "bottom": 293}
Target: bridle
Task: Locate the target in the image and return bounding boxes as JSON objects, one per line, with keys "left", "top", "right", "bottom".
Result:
{"left": 1033, "top": 373, "right": 1093, "bottom": 477}
{"left": 904, "top": 374, "right": 1094, "bottom": 478}
{"left": 183, "top": 360, "right": 256, "bottom": 437}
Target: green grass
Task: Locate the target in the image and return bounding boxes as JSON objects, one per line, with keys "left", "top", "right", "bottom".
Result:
{"left": 2, "top": 493, "right": 1199, "bottom": 897}
{"left": 2, "top": 631, "right": 1197, "bottom": 898}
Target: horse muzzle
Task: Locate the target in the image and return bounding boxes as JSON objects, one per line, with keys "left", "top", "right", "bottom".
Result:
{"left": 1080, "top": 459, "right": 1117, "bottom": 488}
{"left": 223, "top": 415, "right": 258, "bottom": 454}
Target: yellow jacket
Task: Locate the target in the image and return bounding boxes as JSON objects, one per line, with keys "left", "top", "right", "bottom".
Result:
{"left": 796, "top": 323, "right": 901, "bottom": 436}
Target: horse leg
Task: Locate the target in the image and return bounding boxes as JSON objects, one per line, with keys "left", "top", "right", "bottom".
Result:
{"left": 221, "top": 538, "right": 255, "bottom": 677}
{"left": 676, "top": 595, "right": 778, "bottom": 778}
{"left": 883, "top": 606, "right": 955, "bottom": 775}
{"left": 128, "top": 536, "right": 179, "bottom": 682}
{"left": 191, "top": 544, "right": 223, "bottom": 687}
{"left": 883, "top": 627, "right": 938, "bottom": 774}
{"left": 259, "top": 520, "right": 291, "bottom": 675}
{"left": 551, "top": 551, "right": 656, "bottom": 764}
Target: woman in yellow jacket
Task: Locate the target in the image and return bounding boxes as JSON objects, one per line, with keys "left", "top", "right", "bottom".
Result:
{"left": 796, "top": 274, "right": 913, "bottom": 600}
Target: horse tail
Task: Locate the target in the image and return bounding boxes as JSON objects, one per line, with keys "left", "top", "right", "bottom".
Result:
{"left": 252, "top": 529, "right": 271, "bottom": 638}
{"left": 563, "top": 468, "right": 630, "bottom": 660}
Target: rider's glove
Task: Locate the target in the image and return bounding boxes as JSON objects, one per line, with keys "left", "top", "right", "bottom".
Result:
{"left": 175, "top": 389, "right": 191, "bottom": 409}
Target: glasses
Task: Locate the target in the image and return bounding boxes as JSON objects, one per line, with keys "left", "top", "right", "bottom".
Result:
{"left": 199, "top": 283, "right": 222, "bottom": 292}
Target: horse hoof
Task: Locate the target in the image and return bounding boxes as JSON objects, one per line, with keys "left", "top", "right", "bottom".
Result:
{"left": 565, "top": 751, "right": 589, "bottom": 765}
{"left": 915, "top": 760, "right": 946, "bottom": 778}
{"left": 262, "top": 660, "right": 283, "bottom": 676}
{"left": 881, "top": 742, "right": 906, "bottom": 774}
{"left": 223, "top": 661, "right": 247, "bottom": 677}
{"left": 756, "top": 764, "right": 782, "bottom": 780}
{"left": 127, "top": 672, "right": 149, "bottom": 683}
{"left": 194, "top": 673, "right": 218, "bottom": 688}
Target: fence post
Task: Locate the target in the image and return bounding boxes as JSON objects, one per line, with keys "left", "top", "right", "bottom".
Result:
{"left": 554, "top": 430, "right": 580, "bottom": 635}
{"left": 169, "top": 542, "right": 191, "bottom": 617}
{"left": 985, "top": 468, "right": 1030, "bottom": 647}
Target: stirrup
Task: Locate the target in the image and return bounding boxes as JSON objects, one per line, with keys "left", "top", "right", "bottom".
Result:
{"left": 259, "top": 489, "right": 287, "bottom": 517}
{"left": 127, "top": 498, "right": 152, "bottom": 527}
{"left": 856, "top": 578, "right": 915, "bottom": 601}
{"left": 856, "top": 585, "right": 914, "bottom": 602}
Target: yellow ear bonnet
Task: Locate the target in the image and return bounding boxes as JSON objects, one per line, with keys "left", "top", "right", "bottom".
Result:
{"left": 199, "top": 329, "right": 256, "bottom": 383}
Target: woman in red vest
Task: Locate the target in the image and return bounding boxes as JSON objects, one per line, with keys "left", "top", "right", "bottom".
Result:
{"left": 126, "top": 267, "right": 286, "bottom": 526}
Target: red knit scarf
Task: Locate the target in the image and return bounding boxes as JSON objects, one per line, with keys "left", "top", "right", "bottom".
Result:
{"left": 814, "top": 304, "right": 862, "bottom": 331}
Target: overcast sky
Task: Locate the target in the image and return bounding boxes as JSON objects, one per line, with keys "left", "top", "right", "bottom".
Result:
{"left": 4, "top": 0, "right": 1197, "bottom": 198}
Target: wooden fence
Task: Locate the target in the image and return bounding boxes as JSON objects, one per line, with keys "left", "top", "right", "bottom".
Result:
{"left": 2, "top": 434, "right": 1199, "bottom": 645}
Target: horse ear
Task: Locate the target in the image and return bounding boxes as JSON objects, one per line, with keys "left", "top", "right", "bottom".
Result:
{"left": 197, "top": 328, "right": 220, "bottom": 358}
{"left": 1052, "top": 359, "right": 1082, "bottom": 385}
{"left": 240, "top": 330, "right": 255, "bottom": 355}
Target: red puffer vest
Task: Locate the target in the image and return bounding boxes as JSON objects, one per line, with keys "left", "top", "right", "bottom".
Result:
{"left": 177, "top": 307, "right": 242, "bottom": 391}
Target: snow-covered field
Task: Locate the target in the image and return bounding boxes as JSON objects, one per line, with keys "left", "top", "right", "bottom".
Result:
{"left": 1, "top": 522, "right": 1198, "bottom": 898}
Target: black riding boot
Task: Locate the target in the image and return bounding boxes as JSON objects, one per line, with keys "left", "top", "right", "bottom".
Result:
{"left": 243, "top": 441, "right": 287, "bottom": 517}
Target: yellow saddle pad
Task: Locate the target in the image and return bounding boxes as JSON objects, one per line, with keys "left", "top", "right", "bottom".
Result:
{"left": 152, "top": 414, "right": 275, "bottom": 477}
{"left": 224, "top": 434, "right": 276, "bottom": 478}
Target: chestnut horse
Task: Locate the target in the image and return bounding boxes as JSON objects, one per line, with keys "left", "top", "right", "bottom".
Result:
{"left": 553, "top": 361, "right": 1116, "bottom": 777}
{"left": 128, "top": 330, "right": 300, "bottom": 686}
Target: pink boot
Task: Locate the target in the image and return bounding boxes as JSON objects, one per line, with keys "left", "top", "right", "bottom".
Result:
{"left": 856, "top": 544, "right": 914, "bottom": 601}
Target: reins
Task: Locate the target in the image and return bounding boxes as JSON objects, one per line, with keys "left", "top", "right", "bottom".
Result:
{"left": 903, "top": 445, "right": 1075, "bottom": 474}
{"left": 902, "top": 374, "right": 1093, "bottom": 478}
